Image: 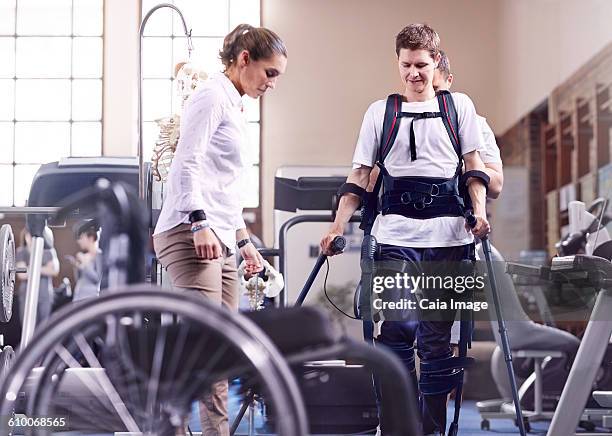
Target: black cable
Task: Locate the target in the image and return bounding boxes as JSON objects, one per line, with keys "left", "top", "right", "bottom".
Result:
{"left": 323, "top": 258, "right": 359, "bottom": 320}
{"left": 188, "top": 425, "right": 193, "bottom": 436}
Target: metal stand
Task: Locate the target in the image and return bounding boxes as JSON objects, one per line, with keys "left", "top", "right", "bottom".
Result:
{"left": 137, "top": 3, "right": 192, "bottom": 199}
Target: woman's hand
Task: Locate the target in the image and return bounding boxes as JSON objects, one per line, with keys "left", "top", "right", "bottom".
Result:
{"left": 193, "top": 227, "right": 222, "bottom": 259}
{"left": 240, "top": 242, "right": 264, "bottom": 276}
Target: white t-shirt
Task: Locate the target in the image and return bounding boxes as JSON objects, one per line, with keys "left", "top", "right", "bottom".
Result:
{"left": 352, "top": 92, "right": 485, "bottom": 248}
{"left": 478, "top": 115, "right": 502, "bottom": 165}
{"left": 154, "top": 73, "right": 251, "bottom": 250}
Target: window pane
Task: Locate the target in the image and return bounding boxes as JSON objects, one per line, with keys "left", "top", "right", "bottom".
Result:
{"left": 0, "top": 37, "right": 15, "bottom": 77}
{"left": 72, "top": 122, "right": 101, "bottom": 156}
{"left": 173, "top": 37, "right": 224, "bottom": 77}
{"left": 141, "top": 0, "right": 173, "bottom": 37}
{"left": 15, "top": 79, "right": 71, "bottom": 120}
{"left": 173, "top": 0, "right": 229, "bottom": 37}
{"left": 16, "top": 37, "right": 71, "bottom": 78}
{"left": 14, "top": 122, "right": 70, "bottom": 163}
{"left": 0, "top": 122, "right": 14, "bottom": 162}
{"left": 245, "top": 122, "right": 260, "bottom": 164}
{"left": 0, "top": 0, "right": 15, "bottom": 36}
{"left": 73, "top": 0, "right": 103, "bottom": 36}
{"left": 14, "top": 163, "right": 40, "bottom": 206}
{"left": 143, "top": 79, "right": 172, "bottom": 121}
{"left": 241, "top": 165, "right": 259, "bottom": 208}
{"left": 243, "top": 96, "right": 259, "bottom": 122}
{"left": 230, "top": 0, "right": 261, "bottom": 28}
{"left": 73, "top": 37, "right": 103, "bottom": 78}
{"left": 0, "top": 79, "right": 14, "bottom": 120}
{"left": 143, "top": 37, "right": 172, "bottom": 78}
{"left": 17, "top": 0, "right": 71, "bottom": 36}
{"left": 0, "top": 164, "right": 13, "bottom": 206}
{"left": 72, "top": 79, "right": 102, "bottom": 120}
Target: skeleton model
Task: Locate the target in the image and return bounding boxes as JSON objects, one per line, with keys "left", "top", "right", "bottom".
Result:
{"left": 238, "top": 259, "right": 284, "bottom": 311}
{"left": 151, "top": 62, "right": 208, "bottom": 182}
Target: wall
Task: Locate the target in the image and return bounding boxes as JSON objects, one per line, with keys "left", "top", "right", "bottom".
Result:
{"left": 497, "top": 0, "right": 612, "bottom": 133}
{"left": 261, "top": 0, "right": 501, "bottom": 243}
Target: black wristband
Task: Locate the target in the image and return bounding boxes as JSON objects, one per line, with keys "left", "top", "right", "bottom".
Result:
{"left": 189, "top": 210, "right": 207, "bottom": 223}
{"left": 237, "top": 238, "right": 251, "bottom": 249}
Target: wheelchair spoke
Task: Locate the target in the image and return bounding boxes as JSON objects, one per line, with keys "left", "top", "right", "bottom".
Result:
{"left": 72, "top": 332, "right": 142, "bottom": 433}
{"left": 144, "top": 322, "right": 167, "bottom": 425}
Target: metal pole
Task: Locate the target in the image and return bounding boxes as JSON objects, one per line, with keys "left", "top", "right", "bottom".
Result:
{"left": 481, "top": 237, "right": 527, "bottom": 436}
{"left": 19, "top": 236, "right": 44, "bottom": 350}
{"left": 138, "top": 3, "right": 192, "bottom": 199}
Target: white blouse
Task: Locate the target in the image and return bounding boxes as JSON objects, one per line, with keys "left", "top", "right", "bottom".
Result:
{"left": 154, "top": 72, "right": 251, "bottom": 250}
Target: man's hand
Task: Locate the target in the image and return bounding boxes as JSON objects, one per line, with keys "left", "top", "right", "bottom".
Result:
{"left": 466, "top": 213, "right": 491, "bottom": 239}
{"left": 320, "top": 227, "right": 344, "bottom": 257}
{"left": 193, "top": 227, "right": 222, "bottom": 259}
{"left": 240, "top": 242, "right": 263, "bottom": 276}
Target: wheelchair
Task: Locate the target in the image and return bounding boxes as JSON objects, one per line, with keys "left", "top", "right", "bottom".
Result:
{"left": 0, "top": 160, "right": 420, "bottom": 435}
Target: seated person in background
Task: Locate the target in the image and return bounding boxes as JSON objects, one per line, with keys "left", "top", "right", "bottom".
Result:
{"left": 68, "top": 220, "right": 103, "bottom": 302}
{"left": 16, "top": 227, "right": 59, "bottom": 325}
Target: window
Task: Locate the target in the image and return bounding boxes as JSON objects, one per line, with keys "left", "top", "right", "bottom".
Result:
{"left": 0, "top": 0, "right": 103, "bottom": 206}
{"left": 141, "top": 0, "right": 261, "bottom": 208}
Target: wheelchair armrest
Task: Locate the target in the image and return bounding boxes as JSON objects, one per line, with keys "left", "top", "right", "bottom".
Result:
{"left": 244, "top": 306, "right": 342, "bottom": 356}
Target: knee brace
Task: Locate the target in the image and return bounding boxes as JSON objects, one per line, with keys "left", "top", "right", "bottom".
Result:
{"left": 376, "top": 337, "right": 416, "bottom": 374}
{"left": 419, "top": 352, "right": 474, "bottom": 396}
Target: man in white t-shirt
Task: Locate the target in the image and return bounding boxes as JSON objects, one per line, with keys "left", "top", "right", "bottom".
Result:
{"left": 320, "top": 24, "right": 490, "bottom": 436}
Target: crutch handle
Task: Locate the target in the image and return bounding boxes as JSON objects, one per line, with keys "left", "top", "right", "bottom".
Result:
{"left": 295, "top": 236, "right": 346, "bottom": 307}
{"left": 465, "top": 210, "right": 477, "bottom": 229}
{"left": 329, "top": 235, "right": 346, "bottom": 254}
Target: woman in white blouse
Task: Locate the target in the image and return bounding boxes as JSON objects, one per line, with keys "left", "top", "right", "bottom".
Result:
{"left": 153, "top": 24, "right": 287, "bottom": 436}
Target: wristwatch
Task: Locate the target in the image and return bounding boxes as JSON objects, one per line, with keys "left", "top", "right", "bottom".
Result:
{"left": 237, "top": 238, "right": 251, "bottom": 249}
{"left": 189, "top": 210, "right": 207, "bottom": 223}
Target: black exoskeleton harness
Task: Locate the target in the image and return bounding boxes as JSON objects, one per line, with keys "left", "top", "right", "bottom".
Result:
{"left": 363, "top": 90, "right": 468, "bottom": 233}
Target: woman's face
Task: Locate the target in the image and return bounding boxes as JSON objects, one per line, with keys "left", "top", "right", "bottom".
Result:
{"left": 238, "top": 51, "right": 287, "bottom": 98}
{"left": 398, "top": 48, "right": 438, "bottom": 95}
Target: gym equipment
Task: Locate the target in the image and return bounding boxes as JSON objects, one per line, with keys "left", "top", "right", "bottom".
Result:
{"left": 479, "top": 198, "right": 612, "bottom": 433}
{"left": 273, "top": 168, "right": 361, "bottom": 309}
{"left": 519, "top": 253, "right": 612, "bottom": 435}
{"left": 0, "top": 225, "right": 21, "bottom": 323}
{"left": 477, "top": 246, "right": 580, "bottom": 432}
{"left": 465, "top": 213, "right": 527, "bottom": 436}
{"left": 557, "top": 198, "right": 611, "bottom": 257}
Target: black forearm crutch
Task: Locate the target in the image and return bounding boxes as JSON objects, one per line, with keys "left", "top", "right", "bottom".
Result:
{"left": 466, "top": 213, "right": 527, "bottom": 436}
{"left": 295, "top": 236, "right": 346, "bottom": 307}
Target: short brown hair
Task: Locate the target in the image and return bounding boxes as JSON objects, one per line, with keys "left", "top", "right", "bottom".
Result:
{"left": 219, "top": 24, "right": 287, "bottom": 70}
{"left": 395, "top": 23, "right": 440, "bottom": 58}
{"left": 437, "top": 49, "right": 451, "bottom": 79}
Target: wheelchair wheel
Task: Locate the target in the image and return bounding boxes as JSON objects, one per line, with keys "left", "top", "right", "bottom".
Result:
{"left": 0, "top": 286, "right": 308, "bottom": 435}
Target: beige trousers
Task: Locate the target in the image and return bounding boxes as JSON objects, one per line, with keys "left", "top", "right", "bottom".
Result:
{"left": 154, "top": 224, "right": 238, "bottom": 436}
